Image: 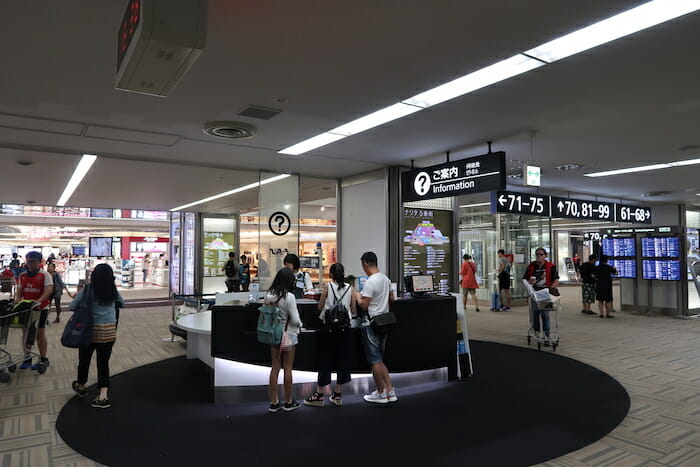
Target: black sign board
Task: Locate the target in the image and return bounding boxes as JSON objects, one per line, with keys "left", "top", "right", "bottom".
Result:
{"left": 402, "top": 152, "right": 506, "bottom": 202}
{"left": 550, "top": 196, "right": 615, "bottom": 221}
{"left": 615, "top": 203, "right": 652, "bottom": 224}
{"left": 492, "top": 190, "right": 550, "bottom": 217}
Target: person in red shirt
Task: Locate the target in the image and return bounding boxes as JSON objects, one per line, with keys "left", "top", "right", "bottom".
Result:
{"left": 15, "top": 251, "right": 53, "bottom": 370}
{"left": 459, "top": 254, "right": 480, "bottom": 312}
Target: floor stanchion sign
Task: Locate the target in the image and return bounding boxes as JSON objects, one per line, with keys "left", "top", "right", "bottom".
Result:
{"left": 452, "top": 292, "right": 473, "bottom": 379}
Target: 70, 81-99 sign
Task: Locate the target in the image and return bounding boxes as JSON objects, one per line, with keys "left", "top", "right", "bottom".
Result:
{"left": 550, "top": 196, "right": 614, "bottom": 221}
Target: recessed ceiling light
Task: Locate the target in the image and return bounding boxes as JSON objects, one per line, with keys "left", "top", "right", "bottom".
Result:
{"left": 584, "top": 157, "right": 700, "bottom": 177}
{"left": 203, "top": 121, "right": 256, "bottom": 139}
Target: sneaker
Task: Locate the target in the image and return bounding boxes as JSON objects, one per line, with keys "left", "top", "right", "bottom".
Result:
{"left": 53, "top": 317, "right": 60, "bottom": 323}
{"left": 363, "top": 390, "right": 389, "bottom": 404}
{"left": 387, "top": 388, "right": 398, "bottom": 402}
{"left": 475, "top": 308, "right": 480, "bottom": 312}
{"left": 91, "top": 397, "right": 111, "bottom": 409}
{"left": 19, "top": 359, "right": 32, "bottom": 370}
{"left": 31, "top": 359, "right": 49, "bottom": 371}
{"left": 71, "top": 380, "right": 87, "bottom": 398}
{"left": 268, "top": 402, "right": 282, "bottom": 413}
{"left": 304, "top": 392, "right": 324, "bottom": 407}
{"left": 606, "top": 315, "right": 615, "bottom": 319}
{"left": 581, "top": 309, "right": 587, "bottom": 314}
{"left": 283, "top": 400, "right": 301, "bottom": 412}
{"left": 502, "top": 307, "right": 512, "bottom": 311}
{"left": 329, "top": 392, "right": 343, "bottom": 406}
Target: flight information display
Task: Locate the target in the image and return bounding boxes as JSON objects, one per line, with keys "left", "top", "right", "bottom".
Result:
{"left": 602, "top": 237, "right": 636, "bottom": 257}
{"left": 402, "top": 208, "right": 452, "bottom": 294}
{"left": 641, "top": 236, "right": 680, "bottom": 257}
{"left": 642, "top": 259, "right": 681, "bottom": 281}
{"left": 608, "top": 259, "right": 637, "bottom": 279}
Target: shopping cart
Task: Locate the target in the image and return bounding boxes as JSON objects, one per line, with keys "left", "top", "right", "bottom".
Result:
{"left": 0, "top": 300, "right": 45, "bottom": 383}
{"left": 522, "top": 280, "right": 560, "bottom": 352}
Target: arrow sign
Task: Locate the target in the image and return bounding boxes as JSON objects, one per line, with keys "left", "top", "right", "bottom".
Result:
{"left": 557, "top": 201, "right": 564, "bottom": 211}
{"left": 498, "top": 194, "right": 507, "bottom": 206}
{"left": 492, "top": 191, "right": 550, "bottom": 217}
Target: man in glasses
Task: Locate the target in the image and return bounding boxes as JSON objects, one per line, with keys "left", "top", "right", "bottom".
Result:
{"left": 523, "top": 248, "right": 559, "bottom": 345}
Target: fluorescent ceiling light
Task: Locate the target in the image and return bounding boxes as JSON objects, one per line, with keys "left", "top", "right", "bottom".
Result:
{"left": 171, "top": 174, "right": 291, "bottom": 211}
{"left": 525, "top": 0, "right": 700, "bottom": 63}
{"left": 459, "top": 202, "right": 491, "bottom": 208}
{"left": 279, "top": 133, "right": 346, "bottom": 156}
{"left": 584, "top": 157, "right": 700, "bottom": 177}
{"left": 402, "top": 55, "right": 544, "bottom": 108}
{"left": 57, "top": 154, "right": 97, "bottom": 206}
{"left": 328, "top": 103, "right": 422, "bottom": 136}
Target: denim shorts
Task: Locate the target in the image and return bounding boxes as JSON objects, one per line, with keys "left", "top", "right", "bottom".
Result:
{"left": 361, "top": 325, "right": 387, "bottom": 365}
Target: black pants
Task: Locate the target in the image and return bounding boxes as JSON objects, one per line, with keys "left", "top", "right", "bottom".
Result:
{"left": 317, "top": 328, "right": 352, "bottom": 387}
{"left": 52, "top": 296, "right": 62, "bottom": 315}
{"left": 78, "top": 341, "right": 115, "bottom": 388}
{"left": 225, "top": 279, "right": 240, "bottom": 292}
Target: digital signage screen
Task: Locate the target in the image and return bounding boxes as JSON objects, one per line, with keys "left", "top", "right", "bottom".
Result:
{"left": 89, "top": 237, "right": 113, "bottom": 257}
{"left": 608, "top": 259, "right": 637, "bottom": 279}
{"left": 641, "top": 236, "right": 680, "bottom": 258}
{"left": 72, "top": 245, "right": 86, "bottom": 256}
{"left": 402, "top": 208, "right": 452, "bottom": 294}
{"left": 642, "top": 259, "right": 681, "bottom": 281}
{"left": 602, "top": 237, "right": 636, "bottom": 257}
{"left": 90, "top": 208, "right": 114, "bottom": 218}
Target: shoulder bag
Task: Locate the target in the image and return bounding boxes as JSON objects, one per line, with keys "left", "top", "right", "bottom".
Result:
{"left": 61, "top": 286, "right": 94, "bottom": 348}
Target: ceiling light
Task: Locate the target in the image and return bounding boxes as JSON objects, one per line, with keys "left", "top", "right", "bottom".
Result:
{"left": 320, "top": 206, "right": 325, "bottom": 211}
{"left": 170, "top": 174, "right": 291, "bottom": 211}
{"left": 584, "top": 157, "right": 700, "bottom": 177}
{"left": 402, "top": 55, "right": 544, "bottom": 108}
{"left": 524, "top": 0, "right": 700, "bottom": 63}
{"left": 278, "top": 133, "right": 346, "bottom": 156}
{"left": 459, "top": 202, "right": 491, "bottom": 208}
{"left": 57, "top": 154, "right": 97, "bottom": 206}
{"left": 328, "top": 103, "right": 422, "bottom": 136}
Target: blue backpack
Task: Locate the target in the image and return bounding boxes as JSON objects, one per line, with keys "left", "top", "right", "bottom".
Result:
{"left": 61, "top": 286, "right": 94, "bottom": 348}
{"left": 256, "top": 299, "right": 284, "bottom": 345}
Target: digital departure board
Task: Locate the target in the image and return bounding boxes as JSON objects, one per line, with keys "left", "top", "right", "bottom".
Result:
{"left": 641, "top": 237, "right": 680, "bottom": 258}
{"left": 402, "top": 208, "right": 452, "bottom": 294}
{"left": 608, "top": 259, "right": 637, "bottom": 279}
{"left": 642, "top": 259, "right": 681, "bottom": 281}
{"left": 601, "top": 237, "right": 636, "bottom": 257}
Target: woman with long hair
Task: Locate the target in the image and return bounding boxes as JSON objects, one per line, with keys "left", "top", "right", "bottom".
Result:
{"left": 304, "top": 263, "right": 356, "bottom": 407}
{"left": 266, "top": 267, "right": 303, "bottom": 413}
{"left": 70, "top": 263, "right": 124, "bottom": 408}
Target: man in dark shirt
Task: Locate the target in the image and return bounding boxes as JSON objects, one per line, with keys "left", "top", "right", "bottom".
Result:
{"left": 579, "top": 255, "right": 597, "bottom": 315}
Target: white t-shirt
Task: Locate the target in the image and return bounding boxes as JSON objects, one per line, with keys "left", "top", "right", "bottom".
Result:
{"left": 319, "top": 282, "right": 354, "bottom": 322}
{"left": 294, "top": 271, "right": 313, "bottom": 292}
{"left": 264, "top": 291, "right": 303, "bottom": 336}
{"left": 361, "top": 272, "right": 392, "bottom": 318}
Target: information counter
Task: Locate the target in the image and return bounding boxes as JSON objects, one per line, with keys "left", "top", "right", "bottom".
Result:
{"left": 211, "top": 295, "right": 457, "bottom": 393}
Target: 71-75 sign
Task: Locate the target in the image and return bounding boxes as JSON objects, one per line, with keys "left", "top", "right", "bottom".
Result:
{"left": 492, "top": 191, "right": 550, "bottom": 217}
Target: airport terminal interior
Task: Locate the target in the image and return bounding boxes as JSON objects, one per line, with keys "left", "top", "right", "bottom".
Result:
{"left": 0, "top": 1, "right": 699, "bottom": 466}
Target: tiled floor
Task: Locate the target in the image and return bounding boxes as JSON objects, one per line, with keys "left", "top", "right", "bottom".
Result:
{"left": 0, "top": 286, "right": 698, "bottom": 466}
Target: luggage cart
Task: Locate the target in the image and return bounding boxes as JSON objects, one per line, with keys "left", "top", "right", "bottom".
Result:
{"left": 522, "top": 280, "right": 560, "bottom": 352}
{"left": 0, "top": 300, "right": 45, "bottom": 383}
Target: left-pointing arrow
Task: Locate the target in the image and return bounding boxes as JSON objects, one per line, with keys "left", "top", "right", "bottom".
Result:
{"left": 498, "top": 195, "right": 507, "bottom": 205}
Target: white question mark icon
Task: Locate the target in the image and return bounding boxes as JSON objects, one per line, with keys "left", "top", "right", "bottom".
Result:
{"left": 414, "top": 172, "right": 431, "bottom": 196}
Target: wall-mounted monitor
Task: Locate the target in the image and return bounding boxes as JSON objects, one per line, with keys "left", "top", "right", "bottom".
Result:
{"left": 641, "top": 236, "right": 680, "bottom": 258}
{"left": 642, "top": 259, "right": 681, "bottom": 281}
{"left": 602, "top": 237, "right": 636, "bottom": 257}
{"left": 89, "top": 237, "right": 113, "bottom": 257}
{"left": 71, "top": 245, "right": 86, "bottom": 256}
{"left": 609, "top": 259, "right": 637, "bottom": 279}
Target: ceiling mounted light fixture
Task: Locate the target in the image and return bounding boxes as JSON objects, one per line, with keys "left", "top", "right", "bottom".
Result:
{"left": 203, "top": 121, "right": 256, "bottom": 139}
{"left": 278, "top": 0, "right": 700, "bottom": 156}
{"left": 584, "top": 157, "right": 700, "bottom": 177}
{"left": 170, "top": 174, "right": 290, "bottom": 211}
{"left": 459, "top": 202, "right": 491, "bottom": 208}
{"left": 57, "top": 154, "right": 97, "bottom": 206}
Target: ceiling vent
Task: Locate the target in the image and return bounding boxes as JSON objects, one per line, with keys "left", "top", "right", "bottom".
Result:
{"left": 203, "top": 121, "right": 256, "bottom": 139}
{"left": 115, "top": 0, "right": 207, "bottom": 97}
{"left": 238, "top": 105, "right": 282, "bottom": 120}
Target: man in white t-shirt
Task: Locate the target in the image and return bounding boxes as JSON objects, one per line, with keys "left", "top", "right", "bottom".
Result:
{"left": 358, "top": 251, "right": 397, "bottom": 404}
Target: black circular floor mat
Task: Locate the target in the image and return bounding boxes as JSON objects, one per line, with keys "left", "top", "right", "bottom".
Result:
{"left": 56, "top": 341, "right": 629, "bottom": 466}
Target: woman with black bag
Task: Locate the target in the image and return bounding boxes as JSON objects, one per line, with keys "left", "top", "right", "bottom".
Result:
{"left": 304, "top": 263, "right": 357, "bottom": 408}
{"left": 69, "top": 264, "right": 124, "bottom": 408}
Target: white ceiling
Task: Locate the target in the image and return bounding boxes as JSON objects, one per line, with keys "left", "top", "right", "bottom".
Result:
{"left": 0, "top": 0, "right": 699, "bottom": 210}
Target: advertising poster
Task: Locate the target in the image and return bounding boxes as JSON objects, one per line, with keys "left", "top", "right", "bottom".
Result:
{"left": 203, "top": 232, "right": 235, "bottom": 277}
{"left": 402, "top": 208, "right": 453, "bottom": 294}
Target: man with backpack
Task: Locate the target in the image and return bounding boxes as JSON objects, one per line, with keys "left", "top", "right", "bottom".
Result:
{"left": 222, "top": 252, "right": 240, "bottom": 292}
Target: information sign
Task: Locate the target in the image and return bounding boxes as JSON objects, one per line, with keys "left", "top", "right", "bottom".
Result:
{"left": 550, "top": 196, "right": 614, "bottom": 221}
{"left": 402, "top": 208, "right": 452, "bottom": 294}
{"left": 492, "top": 190, "right": 550, "bottom": 217}
{"left": 601, "top": 237, "right": 636, "bottom": 257}
{"left": 402, "top": 152, "right": 506, "bottom": 202}
{"left": 609, "top": 259, "right": 637, "bottom": 279}
{"left": 642, "top": 259, "right": 681, "bottom": 281}
{"left": 615, "top": 203, "right": 652, "bottom": 224}
{"left": 641, "top": 237, "right": 680, "bottom": 257}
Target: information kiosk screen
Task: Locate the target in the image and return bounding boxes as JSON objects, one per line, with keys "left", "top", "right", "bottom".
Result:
{"left": 411, "top": 275, "right": 434, "bottom": 293}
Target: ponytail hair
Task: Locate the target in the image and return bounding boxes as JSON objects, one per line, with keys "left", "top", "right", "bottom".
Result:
{"left": 329, "top": 263, "right": 346, "bottom": 289}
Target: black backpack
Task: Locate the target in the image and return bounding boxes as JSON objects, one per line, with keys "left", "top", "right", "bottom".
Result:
{"left": 225, "top": 260, "right": 238, "bottom": 278}
{"left": 324, "top": 284, "right": 351, "bottom": 331}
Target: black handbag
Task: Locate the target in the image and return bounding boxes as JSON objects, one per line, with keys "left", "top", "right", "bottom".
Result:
{"left": 369, "top": 310, "right": 397, "bottom": 334}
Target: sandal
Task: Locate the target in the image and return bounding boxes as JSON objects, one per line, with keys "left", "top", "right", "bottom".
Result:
{"left": 303, "top": 391, "right": 324, "bottom": 407}
{"left": 329, "top": 392, "right": 343, "bottom": 406}
{"left": 72, "top": 380, "right": 87, "bottom": 397}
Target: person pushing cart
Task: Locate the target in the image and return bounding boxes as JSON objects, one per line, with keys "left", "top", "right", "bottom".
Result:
{"left": 523, "top": 248, "right": 561, "bottom": 351}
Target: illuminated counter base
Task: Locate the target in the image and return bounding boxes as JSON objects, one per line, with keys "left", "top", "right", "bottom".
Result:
{"left": 211, "top": 296, "right": 458, "bottom": 403}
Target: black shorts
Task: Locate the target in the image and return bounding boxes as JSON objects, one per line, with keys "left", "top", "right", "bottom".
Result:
{"left": 498, "top": 272, "right": 511, "bottom": 290}
{"left": 21, "top": 308, "right": 49, "bottom": 329}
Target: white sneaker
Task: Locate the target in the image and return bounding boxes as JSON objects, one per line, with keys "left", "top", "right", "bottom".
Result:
{"left": 363, "top": 390, "right": 389, "bottom": 404}
{"left": 387, "top": 388, "right": 398, "bottom": 402}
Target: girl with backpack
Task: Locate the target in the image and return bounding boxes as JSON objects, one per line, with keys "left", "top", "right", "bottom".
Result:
{"left": 304, "top": 263, "right": 357, "bottom": 408}
{"left": 266, "top": 268, "right": 303, "bottom": 413}
{"left": 69, "top": 264, "right": 124, "bottom": 408}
